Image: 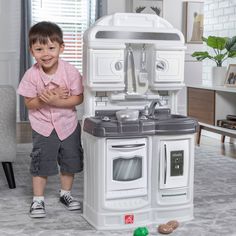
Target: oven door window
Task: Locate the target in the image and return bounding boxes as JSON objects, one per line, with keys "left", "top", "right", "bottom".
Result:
{"left": 113, "top": 156, "right": 142, "bottom": 181}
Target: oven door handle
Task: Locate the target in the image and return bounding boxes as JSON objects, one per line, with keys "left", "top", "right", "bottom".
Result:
{"left": 111, "top": 143, "right": 145, "bottom": 149}
{"left": 164, "top": 144, "right": 167, "bottom": 185}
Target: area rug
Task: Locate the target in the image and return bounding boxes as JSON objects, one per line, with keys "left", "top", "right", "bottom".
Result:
{"left": 0, "top": 143, "right": 236, "bottom": 236}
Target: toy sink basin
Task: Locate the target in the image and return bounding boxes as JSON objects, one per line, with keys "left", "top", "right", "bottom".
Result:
{"left": 116, "top": 109, "right": 139, "bottom": 122}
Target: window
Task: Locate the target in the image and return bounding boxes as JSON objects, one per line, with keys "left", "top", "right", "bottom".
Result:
{"left": 31, "top": 0, "right": 96, "bottom": 73}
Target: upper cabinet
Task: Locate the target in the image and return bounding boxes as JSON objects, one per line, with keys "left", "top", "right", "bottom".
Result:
{"left": 86, "top": 49, "right": 125, "bottom": 91}
{"left": 150, "top": 50, "right": 185, "bottom": 88}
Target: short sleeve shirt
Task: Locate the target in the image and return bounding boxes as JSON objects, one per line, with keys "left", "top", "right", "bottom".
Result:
{"left": 17, "top": 59, "right": 83, "bottom": 141}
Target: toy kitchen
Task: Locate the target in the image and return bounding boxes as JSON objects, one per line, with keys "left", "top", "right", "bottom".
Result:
{"left": 81, "top": 13, "right": 198, "bottom": 230}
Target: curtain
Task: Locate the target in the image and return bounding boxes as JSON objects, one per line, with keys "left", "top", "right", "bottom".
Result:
{"left": 19, "top": 0, "right": 32, "bottom": 121}
{"left": 31, "top": 0, "right": 96, "bottom": 72}
{"left": 20, "top": 0, "right": 97, "bottom": 121}
{"left": 96, "top": 0, "right": 107, "bottom": 20}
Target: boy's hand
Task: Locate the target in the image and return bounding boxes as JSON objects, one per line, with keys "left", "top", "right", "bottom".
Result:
{"left": 39, "top": 90, "right": 60, "bottom": 106}
{"left": 52, "top": 87, "right": 69, "bottom": 99}
{"left": 38, "top": 87, "right": 81, "bottom": 108}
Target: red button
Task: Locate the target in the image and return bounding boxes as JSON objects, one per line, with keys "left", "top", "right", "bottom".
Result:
{"left": 124, "top": 214, "right": 134, "bottom": 224}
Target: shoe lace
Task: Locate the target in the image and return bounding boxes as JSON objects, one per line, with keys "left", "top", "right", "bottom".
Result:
{"left": 32, "top": 200, "right": 44, "bottom": 209}
{"left": 64, "top": 193, "right": 74, "bottom": 203}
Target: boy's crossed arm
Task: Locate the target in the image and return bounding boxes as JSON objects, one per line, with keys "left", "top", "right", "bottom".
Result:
{"left": 25, "top": 86, "right": 83, "bottom": 110}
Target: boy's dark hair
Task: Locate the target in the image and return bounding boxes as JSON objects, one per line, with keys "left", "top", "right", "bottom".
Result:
{"left": 29, "top": 21, "right": 64, "bottom": 47}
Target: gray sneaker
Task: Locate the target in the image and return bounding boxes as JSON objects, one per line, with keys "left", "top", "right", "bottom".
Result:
{"left": 29, "top": 200, "right": 46, "bottom": 218}
{"left": 59, "top": 192, "right": 81, "bottom": 211}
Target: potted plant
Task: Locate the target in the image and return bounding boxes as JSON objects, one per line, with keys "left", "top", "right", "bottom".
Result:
{"left": 191, "top": 36, "right": 236, "bottom": 85}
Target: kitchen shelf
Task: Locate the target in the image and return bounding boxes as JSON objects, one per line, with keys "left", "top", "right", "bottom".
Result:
{"left": 187, "top": 85, "right": 236, "bottom": 145}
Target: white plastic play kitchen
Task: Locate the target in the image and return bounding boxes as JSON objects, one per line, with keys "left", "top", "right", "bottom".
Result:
{"left": 81, "top": 13, "right": 198, "bottom": 230}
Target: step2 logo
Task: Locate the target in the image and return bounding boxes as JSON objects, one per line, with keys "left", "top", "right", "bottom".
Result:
{"left": 124, "top": 214, "right": 134, "bottom": 224}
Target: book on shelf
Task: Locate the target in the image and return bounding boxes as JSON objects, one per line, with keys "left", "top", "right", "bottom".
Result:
{"left": 217, "top": 119, "right": 236, "bottom": 130}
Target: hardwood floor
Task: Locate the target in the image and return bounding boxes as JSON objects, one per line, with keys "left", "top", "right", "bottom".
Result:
{"left": 17, "top": 122, "right": 32, "bottom": 144}
{"left": 16, "top": 122, "right": 236, "bottom": 159}
{"left": 199, "top": 135, "right": 236, "bottom": 159}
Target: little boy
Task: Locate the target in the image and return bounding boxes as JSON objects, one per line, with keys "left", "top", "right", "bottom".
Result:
{"left": 17, "top": 21, "right": 84, "bottom": 218}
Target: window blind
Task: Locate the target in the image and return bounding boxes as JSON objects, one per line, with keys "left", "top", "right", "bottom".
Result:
{"left": 31, "top": 0, "right": 96, "bottom": 73}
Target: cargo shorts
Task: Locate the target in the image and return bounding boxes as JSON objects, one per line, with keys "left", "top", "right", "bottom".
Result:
{"left": 30, "top": 122, "right": 83, "bottom": 176}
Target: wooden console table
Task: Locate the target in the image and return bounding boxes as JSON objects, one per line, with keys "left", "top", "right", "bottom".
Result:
{"left": 187, "top": 85, "right": 236, "bottom": 145}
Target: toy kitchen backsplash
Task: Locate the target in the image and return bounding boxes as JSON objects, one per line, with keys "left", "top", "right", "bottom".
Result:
{"left": 82, "top": 13, "right": 186, "bottom": 117}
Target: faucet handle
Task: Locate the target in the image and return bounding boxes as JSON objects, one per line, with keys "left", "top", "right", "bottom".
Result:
{"left": 142, "top": 105, "right": 149, "bottom": 116}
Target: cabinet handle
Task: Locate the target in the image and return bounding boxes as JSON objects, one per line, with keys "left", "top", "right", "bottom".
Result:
{"left": 164, "top": 144, "right": 167, "bottom": 185}
{"left": 111, "top": 143, "right": 145, "bottom": 149}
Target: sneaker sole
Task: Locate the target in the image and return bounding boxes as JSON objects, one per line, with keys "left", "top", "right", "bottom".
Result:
{"left": 29, "top": 212, "right": 46, "bottom": 218}
{"left": 60, "top": 201, "right": 81, "bottom": 211}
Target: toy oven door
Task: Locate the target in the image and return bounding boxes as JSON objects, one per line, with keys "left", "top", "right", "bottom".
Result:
{"left": 106, "top": 138, "right": 147, "bottom": 199}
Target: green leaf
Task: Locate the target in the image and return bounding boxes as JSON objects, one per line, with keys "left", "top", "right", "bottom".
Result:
{"left": 192, "top": 35, "right": 236, "bottom": 66}
{"left": 202, "top": 36, "right": 208, "bottom": 43}
{"left": 228, "top": 51, "right": 236, "bottom": 58}
{"left": 207, "top": 36, "right": 226, "bottom": 50}
{"left": 192, "top": 51, "right": 208, "bottom": 57}
{"left": 191, "top": 51, "right": 212, "bottom": 61}
{"left": 225, "top": 36, "right": 236, "bottom": 51}
{"left": 214, "top": 54, "right": 226, "bottom": 61}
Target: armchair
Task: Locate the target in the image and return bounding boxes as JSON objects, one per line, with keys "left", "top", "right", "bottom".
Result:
{"left": 0, "top": 85, "right": 16, "bottom": 189}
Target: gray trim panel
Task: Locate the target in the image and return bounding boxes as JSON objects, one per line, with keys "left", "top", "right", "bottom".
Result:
{"left": 95, "top": 31, "right": 181, "bottom": 41}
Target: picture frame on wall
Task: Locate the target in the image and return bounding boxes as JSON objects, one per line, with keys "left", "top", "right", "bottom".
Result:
{"left": 183, "top": 1, "right": 204, "bottom": 44}
{"left": 224, "top": 64, "right": 236, "bottom": 87}
{"left": 131, "top": 0, "right": 163, "bottom": 17}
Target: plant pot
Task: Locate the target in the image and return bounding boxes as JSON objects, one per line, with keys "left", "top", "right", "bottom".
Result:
{"left": 212, "top": 66, "right": 227, "bottom": 86}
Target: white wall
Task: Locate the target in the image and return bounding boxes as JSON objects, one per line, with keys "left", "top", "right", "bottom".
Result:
{"left": 106, "top": 0, "right": 125, "bottom": 14}
{"left": 0, "top": 0, "right": 20, "bottom": 89}
{"left": 106, "top": 0, "right": 184, "bottom": 32}
{"left": 0, "top": 0, "right": 21, "bottom": 121}
{"left": 203, "top": 0, "right": 236, "bottom": 85}
{"left": 164, "top": 0, "right": 204, "bottom": 115}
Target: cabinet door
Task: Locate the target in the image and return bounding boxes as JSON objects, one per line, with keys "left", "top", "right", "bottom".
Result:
{"left": 89, "top": 49, "right": 124, "bottom": 83}
{"left": 153, "top": 51, "right": 184, "bottom": 83}
{"left": 187, "top": 87, "right": 215, "bottom": 125}
{"left": 159, "top": 139, "right": 190, "bottom": 189}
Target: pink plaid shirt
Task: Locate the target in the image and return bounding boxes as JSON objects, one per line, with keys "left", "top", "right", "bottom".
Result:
{"left": 17, "top": 59, "right": 83, "bottom": 140}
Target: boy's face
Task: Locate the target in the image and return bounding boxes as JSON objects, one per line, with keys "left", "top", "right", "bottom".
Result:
{"left": 30, "top": 39, "right": 64, "bottom": 75}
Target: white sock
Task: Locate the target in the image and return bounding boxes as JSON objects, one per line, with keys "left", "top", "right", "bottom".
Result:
{"left": 33, "top": 196, "right": 44, "bottom": 202}
{"left": 60, "top": 189, "right": 71, "bottom": 197}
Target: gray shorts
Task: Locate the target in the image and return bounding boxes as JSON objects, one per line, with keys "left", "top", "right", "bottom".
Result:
{"left": 30, "top": 122, "right": 83, "bottom": 176}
